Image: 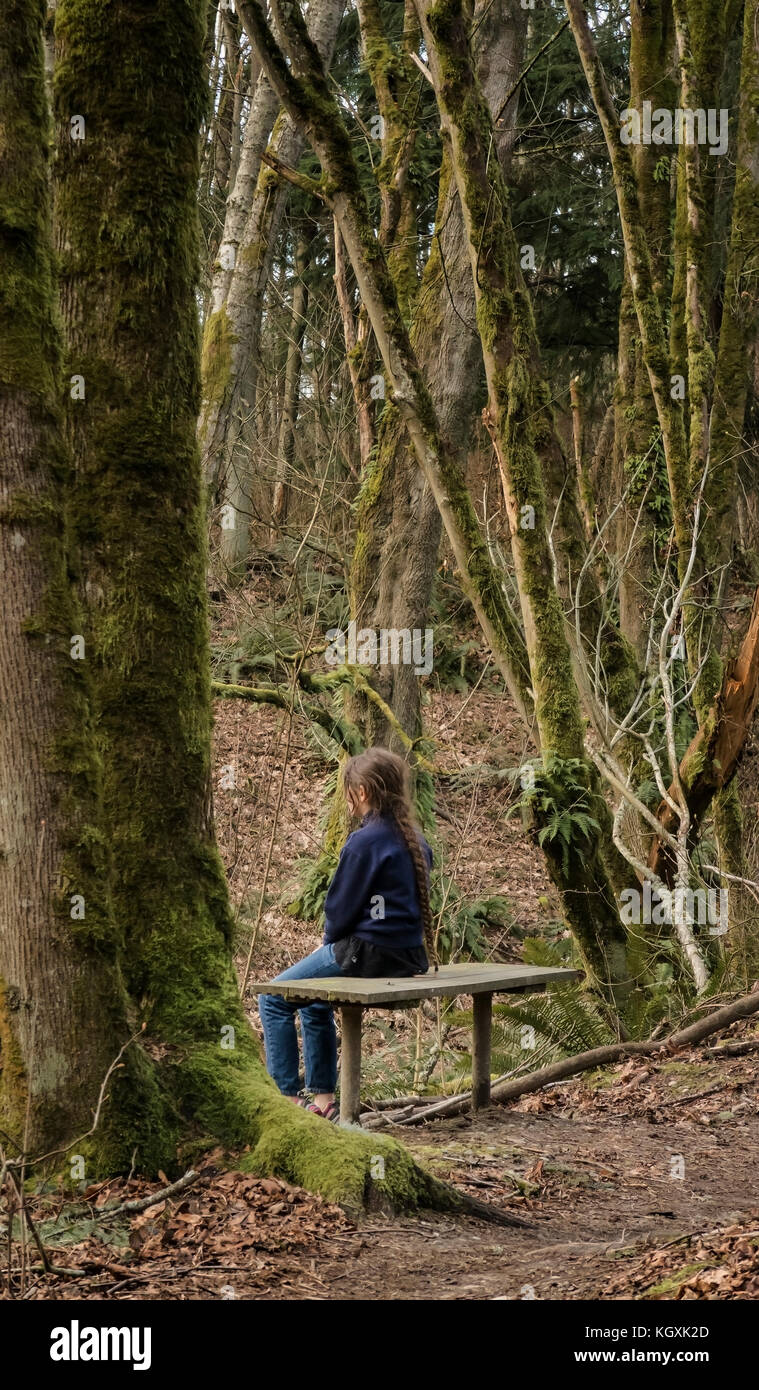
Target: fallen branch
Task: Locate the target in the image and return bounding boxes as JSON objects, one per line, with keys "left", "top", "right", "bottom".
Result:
{"left": 361, "top": 1094, "right": 439, "bottom": 1111}
{"left": 211, "top": 679, "right": 362, "bottom": 755}
{"left": 706, "top": 1037, "right": 759, "bottom": 1058}
{"left": 26, "top": 1257, "right": 136, "bottom": 1280}
{"left": 390, "top": 986, "right": 759, "bottom": 1125}
{"left": 643, "top": 1081, "right": 737, "bottom": 1110}
{"left": 94, "top": 1169, "right": 199, "bottom": 1223}
{"left": 47, "top": 1169, "right": 201, "bottom": 1246}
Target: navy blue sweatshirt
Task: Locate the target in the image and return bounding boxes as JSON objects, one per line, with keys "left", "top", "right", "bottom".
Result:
{"left": 323, "top": 813, "right": 433, "bottom": 950}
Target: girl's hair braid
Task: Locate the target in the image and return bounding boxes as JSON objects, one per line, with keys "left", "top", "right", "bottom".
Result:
{"left": 343, "top": 747, "right": 438, "bottom": 972}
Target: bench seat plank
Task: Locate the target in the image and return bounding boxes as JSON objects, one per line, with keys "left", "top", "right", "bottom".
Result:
{"left": 251, "top": 962, "right": 581, "bottom": 1007}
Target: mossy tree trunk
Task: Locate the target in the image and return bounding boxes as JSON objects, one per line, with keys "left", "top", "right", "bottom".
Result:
{"left": 708, "top": 0, "right": 759, "bottom": 583}
{"left": 356, "top": 0, "right": 420, "bottom": 320}
{"left": 708, "top": 0, "right": 759, "bottom": 984}
{"left": 648, "top": 0, "right": 759, "bottom": 887}
{"left": 333, "top": 218, "right": 376, "bottom": 471}
{"left": 613, "top": 0, "right": 675, "bottom": 659}
{"left": 707, "top": 0, "right": 759, "bottom": 909}
{"left": 416, "top": 0, "right": 632, "bottom": 997}
{"left": 0, "top": 0, "right": 141, "bottom": 1156}
{"left": 669, "top": 0, "right": 733, "bottom": 724}
{"left": 565, "top": 0, "right": 691, "bottom": 564}
{"left": 48, "top": 0, "right": 447, "bottom": 1209}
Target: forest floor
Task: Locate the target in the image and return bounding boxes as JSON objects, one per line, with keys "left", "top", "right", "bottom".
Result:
{"left": 18, "top": 1036, "right": 759, "bottom": 1300}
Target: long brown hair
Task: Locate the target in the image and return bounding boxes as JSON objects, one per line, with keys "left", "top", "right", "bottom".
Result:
{"left": 343, "top": 748, "right": 438, "bottom": 971}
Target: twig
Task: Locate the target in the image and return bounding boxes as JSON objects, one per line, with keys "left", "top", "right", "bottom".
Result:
{"left": 259, "top": 149, "right": 326, "bottom": 200}
{"left": 706, "top": 1038, "right": 759, "bottom": 1057}
{"left": 647, "top": 1082, "right": 738, "bottom": 1110}
{"left": 13, "top": 1030, "right": 144, "bottom": 1170}
{"left": 409, "top": 50, "right": 433, "bottom": 84}
{"left": 494, "top": 17, "right": 570, "bottom": 124}
{"left": 4, "top": 1170, "right": 51, "bottom": 1276}
{"left": 78, "top": 1169, "right": 199, "bottom": 1227}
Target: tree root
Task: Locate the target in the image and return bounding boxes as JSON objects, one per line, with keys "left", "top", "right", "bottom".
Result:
{"left": 178, "top": 1043, "right": 530, "bottom": 1223}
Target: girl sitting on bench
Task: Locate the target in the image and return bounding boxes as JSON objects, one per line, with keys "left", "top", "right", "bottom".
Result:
{"left": 258, "top": 746, "right": 436, "bottom": 1121}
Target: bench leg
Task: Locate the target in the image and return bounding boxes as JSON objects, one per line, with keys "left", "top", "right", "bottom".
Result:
{"left": 339, "top": 1005, "right": 363, "bottom": 1125}
{"left": 471, "top": 993, "right": 492, "bottom": 1112}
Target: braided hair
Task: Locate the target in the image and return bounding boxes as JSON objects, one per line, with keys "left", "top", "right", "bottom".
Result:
{"left": 343, "top": 748, "right": 438, "bottom": 972}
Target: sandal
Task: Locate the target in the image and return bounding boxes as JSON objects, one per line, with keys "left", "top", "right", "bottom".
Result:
{"left": 307, "top": 1101, "right": 340, "bottom": 1123}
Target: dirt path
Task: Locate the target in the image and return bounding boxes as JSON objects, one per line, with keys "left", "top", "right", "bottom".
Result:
{"left": 309, "top": 1046, "right": 759, "bottom": 1300}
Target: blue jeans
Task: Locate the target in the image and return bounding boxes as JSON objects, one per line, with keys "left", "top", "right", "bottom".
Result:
{"left": 258, "top": 943, "right": 345, "bottom": 1096}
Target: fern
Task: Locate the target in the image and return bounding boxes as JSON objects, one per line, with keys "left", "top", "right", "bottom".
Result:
{"left": 495, "top": 985, "right": 613, "bottom": 1057}
{"left": 508, "top": 754, "right": 602, "bottom": 875}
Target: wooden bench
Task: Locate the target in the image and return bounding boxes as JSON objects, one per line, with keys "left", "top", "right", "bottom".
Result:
{"left": 253, "top": 963, "right": 582, "bottom": 1125}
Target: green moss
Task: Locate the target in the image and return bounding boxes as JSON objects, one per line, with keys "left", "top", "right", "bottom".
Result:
{"left": 642, "top": 1261, "right": 711, "bottom": 1299}
{"left": 200, "top": 304, "right": 236, "bottom": 417}
{"left": 356, "top": 0, "right": 420, "bottom": 318}
{"left": 173, "top": 1040, "right": 459, "bottom": 1214}
{"left": 0, "top": 975, "right": 28, "bottom": 1145}
{"left": 696, "top": 0, "right": 759, "bottom": 673}
{"left": 659, "top": 1060, "right": 721, "bottom": 1094}
{"left": 0, "top": 0, "right": 60, "bottom": 400}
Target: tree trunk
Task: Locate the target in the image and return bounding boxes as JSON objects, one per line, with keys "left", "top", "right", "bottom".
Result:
{"left": 417, "top": 0, "right": 631, "bottom": 995}
{"left": 50, "top": 0, "right": 448, "bottom": 1209}
{"left": 649, "top": 584, "right": 759, "bottom": 882}
{"left": 566, "top": 0, "right": 691, "bottom": 564}
{"left": 613, "top": 0, "right": 675, "bottom": 658}
{"left": 271, "top": 228, "right": 312, "bottom": 531}
{"left": 0, "top": 0, "right": 136, "bottom": 1156}
{"left": 333, "top": 218, "right": 375, "bottom": 470}
{"left": 206, "top": 0, "right": 345, "bottom": 580}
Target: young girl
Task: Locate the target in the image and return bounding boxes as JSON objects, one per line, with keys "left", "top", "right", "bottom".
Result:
{"left": 258, "top": 747, "right": 436, "bottom": 1121}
